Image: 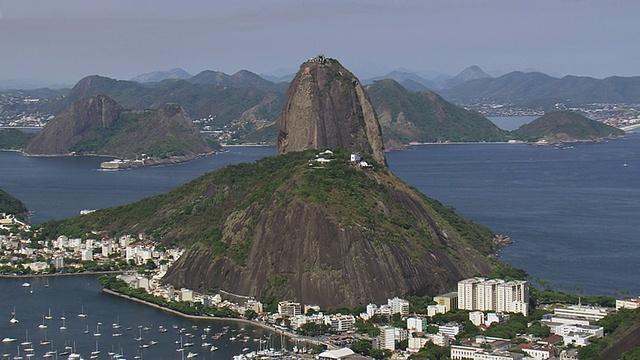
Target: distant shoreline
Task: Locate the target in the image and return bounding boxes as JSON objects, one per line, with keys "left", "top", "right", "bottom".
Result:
{"left": 0, "top": 270, "right": 122, "bottom": 279}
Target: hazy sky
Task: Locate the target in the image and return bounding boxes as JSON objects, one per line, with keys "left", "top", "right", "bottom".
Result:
{"left": 0, "top": 0, "right": 637, "bottom": 85}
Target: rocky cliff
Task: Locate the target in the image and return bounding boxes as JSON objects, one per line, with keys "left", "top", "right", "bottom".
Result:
{"left": 25, "top": 95, "right": 214, "bottom": 160}
{"left": 278, "top": 57, "right": 386, "bottom": 166}
{"left": 26, "top": 95, "right": 123, "bottom": 155}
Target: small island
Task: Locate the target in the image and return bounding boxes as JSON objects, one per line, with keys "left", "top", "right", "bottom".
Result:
{"left": 512, "top": 110, "right": 625, "bottom": 145}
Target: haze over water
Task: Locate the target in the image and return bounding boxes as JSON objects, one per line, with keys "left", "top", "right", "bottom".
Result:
{"left": 1, "top": 131, "right": 638, "bottom": 297}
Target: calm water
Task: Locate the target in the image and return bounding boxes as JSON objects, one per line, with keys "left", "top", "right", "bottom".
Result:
{"left": 1, "top": 131, "right": 639, "bottom": 298}
{"left": 0, "top": 147, "right": 274, "bottom": 224}
{"left": 0, "top": 276, "right": 283, "bottom": 360}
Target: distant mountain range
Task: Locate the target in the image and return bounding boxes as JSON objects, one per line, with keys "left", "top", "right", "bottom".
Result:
{"left": 129, "top": 68, "right": 192, "bottom": 83}
{"left": 6, "top": 64, "right": 639, "bottom": 148}
{"left": 362, "top": 66, "right": 492, "bottom": 91}
{"left": 440, "top": 71, "right": 640, "bottom": 106}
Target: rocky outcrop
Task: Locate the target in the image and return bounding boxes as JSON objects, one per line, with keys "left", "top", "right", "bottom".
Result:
{"left": 278, "top": 56, "right": 386, "bottom": 166}
{"left": 26, "top": 95, "right": 123, "bottom": 155}
{"left": 25, "top": 95, "right": 214, "bottom": 161}
{"left": 159, "top": 153, "right": 494, "bottom": 309}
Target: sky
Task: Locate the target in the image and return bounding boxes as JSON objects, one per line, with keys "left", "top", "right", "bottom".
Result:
{"left": 0, "top": 0, "right": 638, "bottom": 86}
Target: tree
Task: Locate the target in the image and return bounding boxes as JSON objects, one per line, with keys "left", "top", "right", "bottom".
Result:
{"left": 350, "top": 339, "right": 372, "bottom": 356}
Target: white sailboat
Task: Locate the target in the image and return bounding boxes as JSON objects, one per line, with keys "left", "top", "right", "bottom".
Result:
{"left": 93, "top": 323, "right": 102, "bottom": 337}
{"left": 38, "top": 314, "right": 48, "bottom": 329}
{"left": 90, "top": 341, "right": 100, "bottom": 356}
{"left": 20, "top": 330, "right": 31, "bottom": 346}
{"left": 40, "top": 330, "right": 51, "bottom": 346}
{"left": 44, "top": 308, "right": 52, "bottom": 320}
{"left": 78, "top": 306, "right": 87, "bottom": 318}
{"left": 59, "top": 318, "right": 66, "bottom": 330}
{"left": 10, "top": 307, "right": 19, "bottom": 324}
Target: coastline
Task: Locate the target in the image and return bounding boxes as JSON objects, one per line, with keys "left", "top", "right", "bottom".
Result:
{"left": 101, "top": 288, "right": 335, "bottom": 349}
{"left": 0, "top": 270, "right": 123, "bottom": 279}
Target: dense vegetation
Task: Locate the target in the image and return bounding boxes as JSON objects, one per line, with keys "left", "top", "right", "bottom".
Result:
{"left": 366, "top": 79, "right": 509, "bottom": 144}
{"left": 578, "top": 308, "right": 640, "bottom": 359}
{"left": 41, "top": 149, "right": 494, "bottom": 264}
{"left": 513, "top": 110, "right": 625, "bottom": 142}
{"left": 0, "top": 188, "right": 29, "bottom": 218}
{"left": 0, "top": 128, "right": 35, "bottom": 150}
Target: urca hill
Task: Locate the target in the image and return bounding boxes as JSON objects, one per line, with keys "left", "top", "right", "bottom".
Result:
{"left": 25, "top": 94, "right": 216, "bottom": 163}
{"left": 46, "top": 57, "right": 498, "bottom": 309}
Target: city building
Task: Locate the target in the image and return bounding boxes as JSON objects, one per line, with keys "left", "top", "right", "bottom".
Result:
{"left": 388, "top": 297, "right": 410, "bottom": 315}
{"left": 434, "top": 292, "right": 458, "bottom": 311}
{"left": 458, "top": 278, "right": 529, "bottom": 316}
{"left": 407, "top": 317, "right": 428, "bottom": 333}
{"left": 552, "top": 304, "right": 609, "bottom": 323}
{"left": 517, "top": 344, "right": 554, "bottom": 360}
{"left": 179, "top": 288, "right": 193, "bottom": 302}
{"left": 81, "top": 249, "right": 93, "bottom": 261}
{"left": 427, "top": 304, "right": 448, "bottom": 317}
{"left": 53, "top": 256, "right": 64, "bottom": 269}
{"left": 616, "top": 297, "right": 640, "bottom": 310}
{"left": 377, "top": 326, "right": 396, "bottom": 351}
{"left": 555, "top": 324, "right": 604, "bottom": 338}
{"left": 278, "top": 301, "right": 302, "bottom": 317}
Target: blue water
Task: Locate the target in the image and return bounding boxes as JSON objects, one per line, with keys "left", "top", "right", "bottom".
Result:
{"left": 0, "top": 276, "right": 282, "bottom": 360}
{"left": 1, "top": 133, "right": 639, "bottom": 297}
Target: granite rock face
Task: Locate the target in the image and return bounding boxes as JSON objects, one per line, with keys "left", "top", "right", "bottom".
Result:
{"left": 26, "top": 94, "right": 122, "bottom": 155}
{"left": 278, "top": 56, "right": 386, "bottom": 166}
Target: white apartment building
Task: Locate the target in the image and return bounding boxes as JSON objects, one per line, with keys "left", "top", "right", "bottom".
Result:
{"left": 388, "top": 297, "right": 410, "bottom": 315}
{"left": 325, "top": 314, "right": 356, "bottom": 332}
{"left": 278, "top": 301, "right": 301, "bottom": 317}
{"left": 616, "top": 297, "right": 640, "bottom": 310}
{"left": 407, "top": 317, "right": 428, "bottom": 333}
{"left": 427, "top": 304, "right": 448, "bottom": 317}
{"left": 438, "top": 323, "right": 461, "bottom": 338}
{"left": 378, "top": 326, "right": 396, "bottom": 351}
{"left": 458, "top": 278, "right": 529, "bottom": 316}
{"left": 81, "top": 249, "right": 93, "bottom": 261}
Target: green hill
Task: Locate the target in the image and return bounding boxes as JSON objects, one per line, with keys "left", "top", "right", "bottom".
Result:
{"left": 512, "top": 110, "right": 625, "bottom": 143}
{"left": 0, "top": 189, "right": 29, "bottom": 218}
{"left": 366, "top": 79, "right": 509, "bottom": 148}
{"left": 41, "top": 149, "right": 496, "bottom": 309}
{"left": 26, "top": 95, "right": 214, "bottom": 160}
{"left": 0, "top": 129, "right": 35, "bottom": 150}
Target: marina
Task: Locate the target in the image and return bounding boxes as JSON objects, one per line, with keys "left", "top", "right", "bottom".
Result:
{"left": 0, "top": 276, "right": 300, "bottom": 360}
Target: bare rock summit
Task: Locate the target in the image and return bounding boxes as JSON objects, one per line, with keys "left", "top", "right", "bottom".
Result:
{"left": 278, "top": 55, "right": 386, "bottom": 166}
